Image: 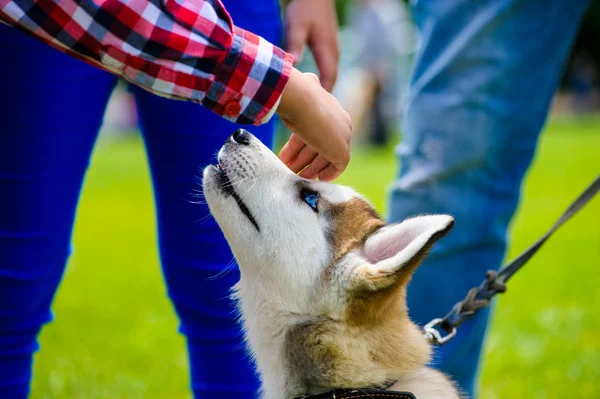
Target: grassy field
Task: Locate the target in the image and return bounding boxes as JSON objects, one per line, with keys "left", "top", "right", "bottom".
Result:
{"left": 31, "top": 116, "right": 600, "bottom": 398}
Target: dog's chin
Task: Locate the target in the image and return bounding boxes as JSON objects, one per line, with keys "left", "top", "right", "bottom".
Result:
{"left": 202, "top": 164, "right": 231, "bottom": 215}
{"left": 202, "top": 164, "right": 223, "bottom": 198}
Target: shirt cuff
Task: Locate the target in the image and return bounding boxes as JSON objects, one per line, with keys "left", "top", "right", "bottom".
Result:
{"left": 203, "top": 26, "right": 294, "bottom": 126}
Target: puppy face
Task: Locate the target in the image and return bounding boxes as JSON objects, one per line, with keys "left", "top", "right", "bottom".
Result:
{"left": 202, "top": 130, "right": 454, "bottom": 320}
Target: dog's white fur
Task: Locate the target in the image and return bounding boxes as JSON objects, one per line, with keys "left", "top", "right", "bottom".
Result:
{"left": 202, "top": 131, "right": 461, "bottom": 399}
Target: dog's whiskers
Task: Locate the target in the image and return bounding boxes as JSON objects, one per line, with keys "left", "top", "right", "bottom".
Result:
{"left": 240, "top": 174, "right": 262, "bottom": 197}
{"left": 207, "top": 257, "right": 238, "bottom": 280}
{"left": 257, "top": 255, "right": 276, "bottom": 280}
{"left": 188, "top": 199, "right": 209, "bottom": 205}
{"left": 220, "top": 174, "right": 243, "bottom": 189}
{"left": 188, "top": 190, "right": 209, "bottom": 204}
{"left": 223, "top": 176, "right": 248, "bottom": 200}
{"left": 226, "top": 175, "right": 247, "bottom": 188}
{"left": 193, "top": 213, "right": 214, "bottom": 225}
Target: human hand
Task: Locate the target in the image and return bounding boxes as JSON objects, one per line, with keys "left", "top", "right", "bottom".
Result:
{"left": 276, "top": 68, "right": 352, "bottom": 181}
{"left": 285, "top": 0, "right": 339, "bottom": 92}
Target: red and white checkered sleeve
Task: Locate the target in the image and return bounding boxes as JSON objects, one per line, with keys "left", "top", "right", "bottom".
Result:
{"left": 0, "top": 0, "right": 294, "bottom": 125}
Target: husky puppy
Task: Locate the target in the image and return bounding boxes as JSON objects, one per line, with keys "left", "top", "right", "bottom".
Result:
{"left": 202, "top": 130, "right": 461, "bottom": 399}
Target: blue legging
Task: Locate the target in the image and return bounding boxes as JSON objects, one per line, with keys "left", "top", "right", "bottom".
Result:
{"left": 0, "top": 1, "right": 282, "bottom": 397}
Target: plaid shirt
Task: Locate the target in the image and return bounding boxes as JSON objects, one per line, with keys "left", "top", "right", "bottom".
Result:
{"left": 0, "top": 0, "right": 293, "bottom": 125}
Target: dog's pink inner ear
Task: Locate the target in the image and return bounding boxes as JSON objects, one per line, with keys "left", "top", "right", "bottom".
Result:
{"left": 362, "top": 215, "right": 455, "bottom": 263}
{"left": 363, "top": 229, "right": 419, "bottom": 263}
{"left": 352, "top": 215, "right": 454, "bottom": 292}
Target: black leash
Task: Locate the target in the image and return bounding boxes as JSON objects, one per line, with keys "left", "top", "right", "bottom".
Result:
{"left": 424, "top": 174, "right": 600, "bottom": 345}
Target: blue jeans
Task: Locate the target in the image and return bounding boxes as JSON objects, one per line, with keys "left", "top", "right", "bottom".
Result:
{"left": 0, "top": 1, "right": 282, "bottom": 398}
{"left": 388, "top": 0, "right": 590, "bottom": 396}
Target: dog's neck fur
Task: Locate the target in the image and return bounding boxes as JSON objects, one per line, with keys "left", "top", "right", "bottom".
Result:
{"left": 235, "top": 272, "right": 431, "bottom": 399}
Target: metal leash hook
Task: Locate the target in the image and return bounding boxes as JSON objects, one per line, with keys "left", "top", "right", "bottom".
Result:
{"left": 423, "top": 174, "right": 600, "bottom": 346}
{"left": 423, "top": 318, "right": 456, "bottom": 345}
{"left": 424, "top": 270, "right": 506, "bottom": 345}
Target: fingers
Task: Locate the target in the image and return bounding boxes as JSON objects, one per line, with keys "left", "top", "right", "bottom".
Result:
{"left": 299, "top": 155, "right": 330, "bottom": 180}
{"left": 279, "top": 134, "right": 349, "bottom": 181}
{"left": 327, "top": 141, "right": 351, "bottom": 179}
{"left": 311, "top": 41, "right": 339, "bottom": 92}
{"left": 285, "top": 19, "right": 309, "bottom": 63}
{"left": 278, "top": 133, "right": 306, "bottom": 165}
{"left": 318, "top": 163, "right": 343, "bottom": 182}
{"left": 288, "top": 146, "right": 318, "bottom": 173}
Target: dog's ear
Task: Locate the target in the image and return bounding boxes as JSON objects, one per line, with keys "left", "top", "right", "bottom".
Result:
{"left": 350, "top": 215, "right": 454, "bottom": 291}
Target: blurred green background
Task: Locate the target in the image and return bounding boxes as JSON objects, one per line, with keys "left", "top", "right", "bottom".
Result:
{"left": 30, "top": 115, "right": 600, "bottom": 399}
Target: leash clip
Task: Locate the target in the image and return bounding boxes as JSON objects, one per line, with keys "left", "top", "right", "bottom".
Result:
{"left": 423, "top": 318, "right": 456, "bottom": 345}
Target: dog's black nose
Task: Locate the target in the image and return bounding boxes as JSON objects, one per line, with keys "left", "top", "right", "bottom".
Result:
{"left": 232, "top": 129, "right": 251, "bottom": 145}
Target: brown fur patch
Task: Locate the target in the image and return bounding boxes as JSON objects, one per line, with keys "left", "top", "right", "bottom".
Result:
{"left": 325, "top": 198, "right": 385, "bottom": 263}
{"left": 284, "top": 309, "right": 431, "bottom": 395}
{"left": 346, "top": 219, "right": 454, "bottom": 327}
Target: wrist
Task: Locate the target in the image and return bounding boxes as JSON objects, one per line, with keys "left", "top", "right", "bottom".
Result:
{"left": 276, "top": 67, "right": 307, "bottom": 123}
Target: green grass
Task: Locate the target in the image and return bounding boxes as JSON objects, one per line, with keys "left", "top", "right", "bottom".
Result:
{"left": 31, "top": 116, "right": 600, "bottom": 398}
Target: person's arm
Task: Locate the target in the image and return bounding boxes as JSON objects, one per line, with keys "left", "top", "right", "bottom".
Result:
{"left": 0, "top": 0, "right": 352, "bottom": 179}
{"left": 0, "top": 0, "right": 292, "bottom": 125}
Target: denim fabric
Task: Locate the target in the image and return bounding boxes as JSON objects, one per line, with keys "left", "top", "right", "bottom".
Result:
{"left": 388, "top": 0, "right": 590, "bottom": 396}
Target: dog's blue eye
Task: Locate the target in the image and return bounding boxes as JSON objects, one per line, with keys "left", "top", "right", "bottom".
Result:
{"left": 300, "top": 189, "right": 319, "bottom": 212}
{"left": 304, "top": 194, "right": 318, "bottom": 209}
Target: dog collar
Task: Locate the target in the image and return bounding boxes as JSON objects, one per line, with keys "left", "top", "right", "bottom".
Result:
{"left": 292, "top": 381, "right": 416, "bottom": 399}
{"left": 293, "top": 388, "right": 416, "bottom": 399}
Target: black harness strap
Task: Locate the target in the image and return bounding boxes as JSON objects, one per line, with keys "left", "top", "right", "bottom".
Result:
{"left": 297, "top": 388, "right": 416, "bottom": 399}
{"left": 425, "top": 174, "right": 600, "bottom": 345}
